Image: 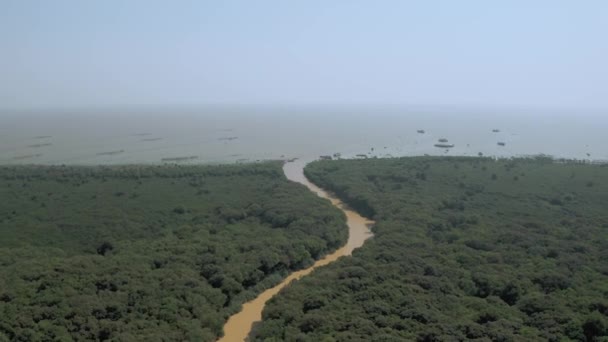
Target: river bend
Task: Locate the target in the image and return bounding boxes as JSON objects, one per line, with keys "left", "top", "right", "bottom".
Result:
{"left": 219, "top": 159, "right": 374, "bottom": 341}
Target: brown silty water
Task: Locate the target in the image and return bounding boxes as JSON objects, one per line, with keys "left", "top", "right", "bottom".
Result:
{"left": 218, "top": 159, "right": 374, "bottom": 341}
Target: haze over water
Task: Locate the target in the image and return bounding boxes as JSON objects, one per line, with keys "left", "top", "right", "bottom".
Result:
{"left": 1, "top": 107, "right": 606, "bottom": 165}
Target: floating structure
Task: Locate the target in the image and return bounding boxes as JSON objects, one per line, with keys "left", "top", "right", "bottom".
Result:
{"left": 497, "top": 142, "right": 506, "bottom": 146}
{"left": 27, "top": 143, "right": 52, "bottom": 148}
{"left": 96, "top": 150, "right": 125, "bottom": 156}
{"left": 13, "top": 154, "right": 43, "bottom": 160}
{"left": 333, "top": 152, "right": 341, "bottom": 158}
{"left": 356, "top": 154, "right": 368, "bottom": 159}
{"left": 319, "top": 155, "right": 332, "bottom": 160}
{"left": 161, "top": 156, "right": 198, "bottom": 162}
{"left": 434, "top": 143, "right": 455, "bottom": 148}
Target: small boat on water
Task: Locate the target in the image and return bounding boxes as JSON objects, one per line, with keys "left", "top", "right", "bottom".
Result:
{"left": 492, "top": 129, "right": 500, "bottom": 133}
{"left": 27, "top": 143, "right": 52, "bottom": 148}
{"left": 161, "top": 156, "right": 198, "bottom": 162}
{"left": 13, "top": 153, "right": 43, "bottom": 160}
{"left": 434, "top": 143, "right": 454, "bottom": 148}
{"left": 438, "top": 138, "right": 448, "bottom": 143}
{"left": 417, "top": 130, "right": 425, "bottom": 134}
{"left": 97, "top": 150, "right": 125, "bottom": 156}
{"left": 497, "top": 142, "right": 506, "bottom": 146}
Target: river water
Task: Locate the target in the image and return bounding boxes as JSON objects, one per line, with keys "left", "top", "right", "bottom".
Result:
{"left": 2, "top": 107, "right": 605, "bottom": 340}
{"left": 218, "top": 159, "right": 374, "bottom": 342}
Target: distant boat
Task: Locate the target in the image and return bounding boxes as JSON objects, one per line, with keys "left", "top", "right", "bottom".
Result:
{"left": 492, "top": 129, "right": 500, "bottom": 133}
{"left": 319, "top": 155, "right": 332, "bottom": 160}
{"left": 27, "top": 143, "right": 52, "bottom": 148}
{"left": 438, "top": 138, "right": 448, "bottom": 143}
{"left": 13, "top": 153, "right": 43, "bottom": 160}
{"left": 97, "top": 150, "right": 125, "bottom": 156}
{"left": 497, "top": 142, "right": 506, "bottom": 146}
{"left": 434, "top": 143, "right": 454, "bottom": 148}
{"left": 417, "top": 130, "right": 425, "bottom": 134}
{"left": 161, "top": 156, "right": 198, "bottom": 162}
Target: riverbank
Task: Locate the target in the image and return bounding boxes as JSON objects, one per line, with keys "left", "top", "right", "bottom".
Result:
{"left": 253, "top": 156, "right": 608, "bottom": 340}
{"left": 0, "top": 162, "right": 348, "bottom": 341}
{"left": 218, "top": 159, "right": 374, "bottom": 341}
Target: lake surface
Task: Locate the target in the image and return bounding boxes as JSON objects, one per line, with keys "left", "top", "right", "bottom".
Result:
{"left": 1, "top": 107, "right": 606, "bottom": 165}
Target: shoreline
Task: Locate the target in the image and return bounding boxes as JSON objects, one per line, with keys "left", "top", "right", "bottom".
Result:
{"left": 2, "top": 152, "right": 607, "bottom": 167}
{"left": 217, "top": 159, "right": 375, "bottom": 341}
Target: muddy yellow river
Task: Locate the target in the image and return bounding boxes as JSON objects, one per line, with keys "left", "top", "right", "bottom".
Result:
{"left": 218, "top": 159, "right": 374, "bottom": 341}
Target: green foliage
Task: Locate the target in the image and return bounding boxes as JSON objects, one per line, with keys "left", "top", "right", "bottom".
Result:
{"left": 255, "top": 156, "right": 608, "bottom": 341}
{"left": 0, "top": 162, "right": 347, "bottom": 341}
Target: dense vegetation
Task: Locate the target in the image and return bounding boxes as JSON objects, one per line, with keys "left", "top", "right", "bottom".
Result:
{"left": 0, "top": 162, "right": 347, "bottom": 341}
{"left": 255, "top": 156, "right": 608, "bottom": 341}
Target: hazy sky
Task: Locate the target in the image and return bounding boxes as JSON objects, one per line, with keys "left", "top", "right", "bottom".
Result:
{"left": 1, "top": 1, "right": 607, "bottom": 110}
